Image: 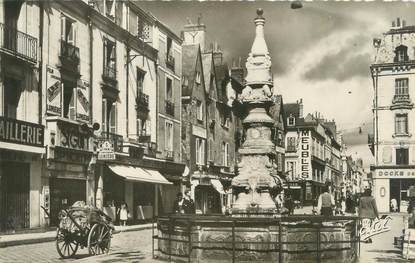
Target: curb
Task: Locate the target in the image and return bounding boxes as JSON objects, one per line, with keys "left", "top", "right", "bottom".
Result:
{"left": 0, "top": 224, "right": 154, "bottom": 248}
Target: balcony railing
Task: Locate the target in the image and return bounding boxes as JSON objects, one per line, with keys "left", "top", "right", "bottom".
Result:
{"left": 0, "top": 22, "right": 37, "bottom": 61}
{"left": 286, "top": 145, "right": 297, "bottom": 152}
{"left": 60, "top": 40, "right": 80, "bottom": 64}
{"left": 103, "top": 64, "right": 117, "bottom": 81}
{"left": 392, "top": 94, "right": 411, "bottom": 103}
{"left": 165, "top": 100, "right": 175, "bottom": 116}
{"left": 166, "top": 54, "right": 175, "bottom": 71}
{"left": 136, "top": 92, "right": 149, "bottom": 111}
{"left": 98, "top": 132, "right": 123, "bottom": 153}
{"left": 138, "top": 135, "right": 151, "bottom": 143}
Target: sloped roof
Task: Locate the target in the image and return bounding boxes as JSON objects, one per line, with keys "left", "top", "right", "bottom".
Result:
{"left": 269, "top": 95, "right": 284, "bottom": 129}
{"left": 284, "top": 103, "right": 300, "bottom": 118}
{"left": 182, "top": 44, "right": 200, "bottom": 97}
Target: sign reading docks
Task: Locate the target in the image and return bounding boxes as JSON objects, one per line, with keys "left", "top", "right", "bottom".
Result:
{"left": 98, "top": 141, "right": 116, "bottom": 160}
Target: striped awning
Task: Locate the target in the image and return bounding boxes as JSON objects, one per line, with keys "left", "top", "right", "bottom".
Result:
{"left": 108, "top": 164, "right": 172, "bottom": 185}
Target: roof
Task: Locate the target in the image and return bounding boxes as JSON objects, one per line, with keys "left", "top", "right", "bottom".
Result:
{"left": 386, "top": 25, "right": 415, "bottom": 35}
{"left": 284, "top": 103, "right": 300, "bottom": 118}
{"left": 269, "top": 95, "right": 284, "bottom": 129}
{"left": 182, "top": 44, "right": 201, "bottom": 97}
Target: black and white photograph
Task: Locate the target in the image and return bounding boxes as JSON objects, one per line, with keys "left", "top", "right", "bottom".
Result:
{"left": 0, "top": 0, "right": 415, "bottom": 262}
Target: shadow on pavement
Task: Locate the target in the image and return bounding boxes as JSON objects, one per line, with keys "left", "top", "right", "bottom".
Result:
{"left": 362, "top": 249, "right": 412, "bottom": 263}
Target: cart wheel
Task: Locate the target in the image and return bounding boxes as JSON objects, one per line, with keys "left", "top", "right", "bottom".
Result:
{"left": 88, "top": 223, "right": 112, "bottom": 255}
{"left": 56, "top": 228, "right": 79, "bottom": 258}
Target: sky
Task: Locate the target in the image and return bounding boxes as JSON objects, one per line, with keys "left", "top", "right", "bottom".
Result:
{"left": 138, "top": 1, "right": 415, "bottom": 130}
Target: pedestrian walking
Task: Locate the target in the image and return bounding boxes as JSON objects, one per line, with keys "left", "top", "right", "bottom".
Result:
{"left": 117, "top": 202, "right": 129, "bottom": 226}
{"left": 284, "top": 192, "right": 294, "bottom": 215}
{"left": 345, "top": 191, "right": 355, "bottom": 214}
{"left": 317, "top": 186, "right": 335, "bottom": 216}
{"left": 358, "top": 188, "right": 379, "bottom": 243}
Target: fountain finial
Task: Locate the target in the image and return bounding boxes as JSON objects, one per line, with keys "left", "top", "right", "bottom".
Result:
{"left": 256, "top": 8, "right": 264, "bottom": 18}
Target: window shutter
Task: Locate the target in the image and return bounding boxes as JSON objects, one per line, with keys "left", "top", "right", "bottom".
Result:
{"left": 60, "top": 15, "right": 65, "bottom": 41}
{"left": 110, "top": 102, "right": 117, "bottom": 133}
{"left": 69, "top": 87, "right": 76, "bottom": 120}
{"left": 102, "top": 99, "right": 107, "bottom": 134}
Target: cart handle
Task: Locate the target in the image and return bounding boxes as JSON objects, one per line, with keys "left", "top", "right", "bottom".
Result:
{"left": 40, "top": 206, "right": 50, "bottom": 218}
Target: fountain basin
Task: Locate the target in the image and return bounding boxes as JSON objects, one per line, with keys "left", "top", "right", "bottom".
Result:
{"left": 153, "top": 214, "right": 359, "bottom": 263}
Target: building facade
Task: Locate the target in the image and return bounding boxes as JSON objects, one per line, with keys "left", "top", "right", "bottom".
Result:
{"left": 0, "top": 0, "right": 186, "bottom": 230}
{"left": 0, "top": 1, "right": 45, "bottom": 232}
{"left": 370, "top": 18, "right": 415, "bottom": 213}
{"left": 284, "top": 100, "right": 343, "bottom": 205}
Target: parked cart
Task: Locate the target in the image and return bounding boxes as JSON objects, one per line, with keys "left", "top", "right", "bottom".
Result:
{"left": 55, "top": 202, "right": 114, "bottom": 258}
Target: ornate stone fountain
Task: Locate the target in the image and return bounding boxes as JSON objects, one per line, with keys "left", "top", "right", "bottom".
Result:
{"left": 231, "top": 8, "right": 282, "bottom": 212}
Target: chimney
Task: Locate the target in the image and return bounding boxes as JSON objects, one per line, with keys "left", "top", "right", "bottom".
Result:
{"left": 299, "top": 98, "right": 303, "bottom": 118}
{"left": 212, "top": 43, "right": 223, "bottom": 65}
{"left": 182, "top": 20, "right": 206, "bottom": 52}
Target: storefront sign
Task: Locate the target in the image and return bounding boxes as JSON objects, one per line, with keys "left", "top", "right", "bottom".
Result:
{"left": 46, "top": 71, "right": 62, "bottom": 116}
{"left": 97, "top": 141, "right": 116, "bottom": 160}
{"left": 300, "top": 130, "right": 311, "bottom": 179}
{"left": 376, "top": 169, "right": 415, "bottom": 178}
{"left": 0, "top": 117, "right": 44, "bottom": 147}
{"left": 360, "top": 215, "right": 392, "bottom": 241}
{"left": 57, "top": 122, "right": 91, "bottom": 151}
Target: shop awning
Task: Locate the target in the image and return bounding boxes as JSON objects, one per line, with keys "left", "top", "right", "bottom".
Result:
{"left": 211, "top": 179, "right": 226, "bottom": 194}
{"left": 108, "top": 164, "right": 172, "bottom": 185}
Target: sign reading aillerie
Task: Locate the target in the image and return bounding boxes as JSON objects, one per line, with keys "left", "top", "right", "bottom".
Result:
{"left": 0, "top": 117, "right": 44, "bottom": 147}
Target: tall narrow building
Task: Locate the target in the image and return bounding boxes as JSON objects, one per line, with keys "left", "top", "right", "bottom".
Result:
{"left": 370, "top": 18, "right": 415, "bottom": 213}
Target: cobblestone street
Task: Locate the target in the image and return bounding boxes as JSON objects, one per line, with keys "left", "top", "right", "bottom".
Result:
{"left": 0, "top": 229, "right": 155, "bottom": 263}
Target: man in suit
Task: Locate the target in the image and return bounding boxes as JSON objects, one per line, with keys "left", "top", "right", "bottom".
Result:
{"left": 359, "top": 188, "right": 379, "bottom": 243}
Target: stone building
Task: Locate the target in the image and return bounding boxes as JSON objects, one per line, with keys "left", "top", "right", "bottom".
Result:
{"left": 181, "top": 22, "right": 242, "bottom": 214}
{"left": 284, "top": 100, "right": 343, "bottom": 205}
{"left": 0, "top": 1, "right": 45, "bottom": 231}
{"left": 0, "top": 0, "right": 185, "bottom": 230}
{"left": 370, "top": 18, "right": 415, "bottom": 213}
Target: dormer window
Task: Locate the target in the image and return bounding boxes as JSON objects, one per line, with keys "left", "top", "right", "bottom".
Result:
{"left": 287, "top": 115, "right": 295, "bottom": 126}
{"left": 394, "top": 45, "right": 409, "bottom": 63}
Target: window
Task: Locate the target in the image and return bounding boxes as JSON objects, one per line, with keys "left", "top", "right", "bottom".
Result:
{"left": 195, "top": 71, "right": 201, "bottom": 84}
{"left": 196, "top": 137, "right": 205, "bottom": 165}
{"left": 102, "top": 98, "right": 117, "bottom": 134}
{"left": 223, "top": 115, "right": 230, "bottom": 128}
{"left": 60, "top": 15, "right": 76, "bottom": 45}
{"left": 105, "top": 0, "right": 116, "bottom": 18}
{"left": 277, "top": 153, "right": 283, "bottom": 172}
{"left": 137, "top": 119, "right": 150, "bottom": 137}
{"left": 63, "top": 82, "right": 75, "bottom": 120}
{"left": 287, "top": 137, "right": 296, "bottom": 152}
{"left": 196, "top": 100, "right": 203, "bottom": 121}
{"left": 166, "top": 77, "right": 172, "bottom": 101}
{"left": 287, "top": 116, "right": 295, "bottom": 126}
{"left": 396, "top": 148, "right": 409, "bottom": 165}
{"left": 3, "top": 77, "right": 21, "bottom": 119}
{"left": 395, "top": 45, "right": 409, "bottom": 62}
{"left": 166, "top": 37, "right": 172, "bottom": 57}
{"left": 395, "top": 113, "right": 408, "bottom": 134}
{"left": 222, "top": 142, "right": 229, "bottom": 167}
{"left": 395, "top": 78, "right": 409, "bottom": 95}
{"left": 165, "top": 121, "right": 173, "bottom": 151}
{"left": 103, "top": 39, "right": 116, "bottom": 78}
{"left": 286, "top": 161, "right": 296, "bottom": 180}
{"left": 137, "top": 68, "right": 145, "bottom": 94}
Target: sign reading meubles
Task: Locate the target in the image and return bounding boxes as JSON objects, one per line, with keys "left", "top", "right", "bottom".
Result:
{"left": 0, "top": 117, "right": 44, "bottom": 147}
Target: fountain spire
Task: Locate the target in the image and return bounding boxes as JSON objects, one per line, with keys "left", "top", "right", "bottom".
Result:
{"left": 231, "top": 9, "right": 281, "bottom": 212}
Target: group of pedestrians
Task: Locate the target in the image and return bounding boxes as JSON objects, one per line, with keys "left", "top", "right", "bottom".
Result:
{"left": 173, "top": 189, "right": 195, "bottom": 214}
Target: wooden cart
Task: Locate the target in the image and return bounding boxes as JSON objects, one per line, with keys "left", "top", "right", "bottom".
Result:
{"left": 55, "top": 206, "right": 114, "bottom": 258}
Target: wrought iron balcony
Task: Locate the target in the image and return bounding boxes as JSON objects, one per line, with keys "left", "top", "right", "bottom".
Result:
{"left": 391, "top": 94, "right": 413, "bottom": 109}
{"left": 0, "top": 22, "right": 37, "bottom": 62}
{"left": 286, "top": 145, "right": 297, "bottom": 152}
{"left": 103, "top": 64, "right": 117, "bottom": 82}
{"left": 165, "top": 100, "right": 175, "bottom": 116}
{"left": 98, "top": 132, "right": 123, "bottom": 153}
{"left": 166, "top": 54, "right": 175, "bottom": 71}
{"left": 136, "top": 92, "right": 149, "bottom": 112}
{"left": 138, "top": 135, "right": 151, "bottom": 143}
{"left": 60, "top": 40, "right": 80, "bottom": 73}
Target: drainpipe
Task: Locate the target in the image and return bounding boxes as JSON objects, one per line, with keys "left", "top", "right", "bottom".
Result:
{"left": 38, "top": 1, "right": 44, "bottom": 125}
{"left": 88, "top": 11, "right": 93, "bottom": 125}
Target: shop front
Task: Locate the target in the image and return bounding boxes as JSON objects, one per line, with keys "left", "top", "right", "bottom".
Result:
{"left": 191, "top": 173, "right": 226, "bottom": 214}
{"left": 46, "top": 117, "right": 95, "bottom": 226}
{"left": 372, "top": 167, "right": 415, "bottom": 213}
{"left": 0, "top": 117, "right": 45, "bottom": 232}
